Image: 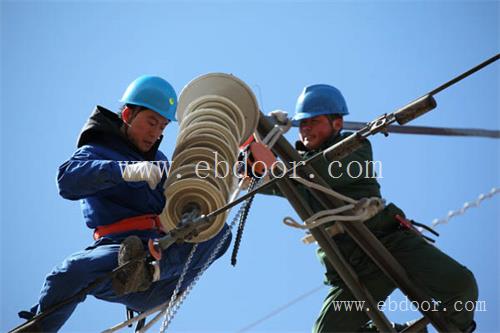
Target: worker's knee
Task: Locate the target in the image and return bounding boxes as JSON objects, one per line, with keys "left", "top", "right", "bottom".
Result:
{"left": 453, "top": 266, "right": 478, "bottom": 301}
{"left": 46, "top": 261, "right": 78, "bottom": 286}
{"left": 62, "top": 256, "right": 92, "bottom": 280}
{"left": 45, "top": 252, "right": 106, "bottom": 290}
{"left": 465, "top": 268, "right": 478, "bottom": 300}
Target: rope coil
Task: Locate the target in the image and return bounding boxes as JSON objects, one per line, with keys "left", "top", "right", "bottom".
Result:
{"left": 283, "top": 177, "right": 385, "bottom": 231}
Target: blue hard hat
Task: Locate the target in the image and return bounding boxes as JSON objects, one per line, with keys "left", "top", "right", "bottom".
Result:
{"left": 292, "top": 84, "right": 349, "bottom": 126}
{"left": 120, "top": 75, "right": 178, "bottom": 121}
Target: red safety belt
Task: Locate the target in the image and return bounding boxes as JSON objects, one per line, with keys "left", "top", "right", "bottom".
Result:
{"left": 93, "top": 214, "right": 163, "bottom": 240}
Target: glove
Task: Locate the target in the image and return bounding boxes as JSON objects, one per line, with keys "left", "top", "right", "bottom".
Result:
{"left": 268, "top": 109, "right": 289, "bottom": 125}
{"left": 122, "top": 161, "right": 162, "bottom": 190}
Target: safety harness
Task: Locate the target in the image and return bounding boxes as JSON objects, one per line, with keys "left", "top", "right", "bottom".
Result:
{"left": 93, "top": 215, "right": 163, "bottom": 240}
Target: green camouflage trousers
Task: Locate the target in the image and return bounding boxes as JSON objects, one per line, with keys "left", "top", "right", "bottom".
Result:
{"left": 313, "top": 230, "right": 478, "bottom": 333}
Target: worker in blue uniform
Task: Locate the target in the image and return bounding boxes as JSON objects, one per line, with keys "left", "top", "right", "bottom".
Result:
{"left": 17, "top": 75, "right": 231, "bottom": 332}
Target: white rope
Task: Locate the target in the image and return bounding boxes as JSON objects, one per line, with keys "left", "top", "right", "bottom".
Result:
{"left": 284, "top": 206, "right": 352, "bottom": 230}
{"left": 283, "top": 176, "right": 385, "bottom": 231}
{"left": 291, "top": 177, "right": 358, "bottom": 204}
{"left": 138, "top": 308, "right": 167, "bottom": 332}
{"left": 284, "top": 198, "right": 384, "bottom": 230}
{"left": 100, "top": 302, "right": 170, "bottom": 333}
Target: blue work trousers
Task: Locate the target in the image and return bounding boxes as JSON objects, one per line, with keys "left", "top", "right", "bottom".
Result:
{"left": 29, "top": 225, "right": 231, "bottom": 332}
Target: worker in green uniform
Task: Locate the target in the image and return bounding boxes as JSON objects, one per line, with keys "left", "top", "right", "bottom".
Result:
{"left": 247, "top": 84, "right": 478, "bottom": 333}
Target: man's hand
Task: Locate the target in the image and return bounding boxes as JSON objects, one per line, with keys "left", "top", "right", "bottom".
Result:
{"left": 268, "top": 109, "right": 289, "bottom": 125}
{"left": 122, "top": 161, "right": 162, "bottom": 190}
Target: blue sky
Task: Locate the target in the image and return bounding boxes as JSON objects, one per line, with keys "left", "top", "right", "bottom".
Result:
{"left": 1, "top": 1, "right": 499, "bottom": 332}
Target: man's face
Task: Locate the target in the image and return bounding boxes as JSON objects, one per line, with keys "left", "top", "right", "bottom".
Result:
{"left": 124, "top": 108, "right": 169, "bottom": 152}
{"left": 299, "top": 115, "right": 342, "bottom": 150}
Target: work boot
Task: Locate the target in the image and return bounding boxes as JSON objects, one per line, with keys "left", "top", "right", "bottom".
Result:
{"left": 361, "top": 320, "right": 428, "bottom": 332}
{"left": 112, "top": 236, "right": 153, "bottom": 296}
